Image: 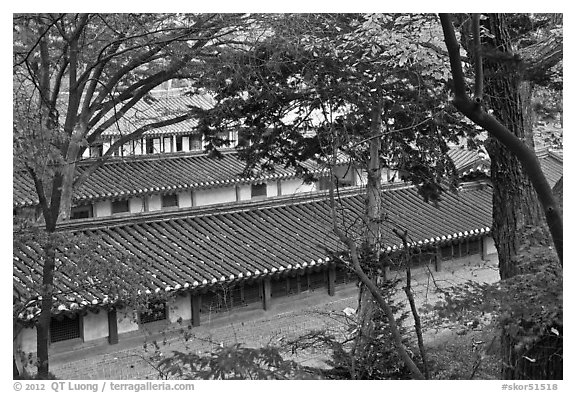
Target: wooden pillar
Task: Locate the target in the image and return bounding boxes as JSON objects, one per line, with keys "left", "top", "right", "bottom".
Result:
{"left": 328, "top": 265, "right": 336, "bottom": 296}
{"left": 235, "top": 185, "right": 241, "bottom": 202}
{"left": 262, "top": 278, "right": 272, "bottom": 311}
{"left": 107, "top": 308, "right": 118, "bottom": 345}
{"left": 191, "top": 294, "right": 201, "bottom": 327}
{"left": 434, "top": 245, "right": 442, "bottom": 272}
{"left": 277, "top": 180, "right": 282, "bottom": 196}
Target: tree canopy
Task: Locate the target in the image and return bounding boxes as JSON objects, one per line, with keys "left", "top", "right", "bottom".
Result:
{"left": 192, "top": 13, "right": 477, "bottom": 202}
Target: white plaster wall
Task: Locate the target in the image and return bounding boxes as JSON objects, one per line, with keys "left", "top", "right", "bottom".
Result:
{"left": 383, "top": 168, "right": 400, "bottom": 183}
{"left": 117, "top": 309, "right": 139, "bottom": 334}
{"left": 83, "top": 310, "right": 109, "bottom": 342}
{"left": 94, "top": 200, "right": 112, "bottom": 217}
{"left": 103, "top": 141, "right": 112, "bottom": 155}
{"left": 134, "top": 139, "right": 143, "bottom": 155}
{"left": 147, "top": 194, "right": 162, "bottom": 211}
{"left": 356, "top": 169, "right": 368, "bottom": 186}
{"left": 334, "top": 165, "right": 355, "bottom": 183}
{"left": 237, "top": 184, "right": 252, "bottom": 201}
{"left": 178, "top": 191, "right": 193, "bottom": 208}
{"left": 195, "top": 186, "right": 236, "bottom": 206}
{"left": 169, "top": 293, "right": 192, "bottom": 323}
{"left": 281, "top": 178, "right": 316, "bottom": 195}
{"left": 16, "top": 326, "right": 37, "bottom": 354}
{"left": 163, "top": 137, "right": 173, "bottom": 153}
{"left": 266, "top": 182, "right": 278, "bottom": 197}
{"left": 129, "top": 197, "right": 144, "bottom": 214}
{"left": 153, "top": 138, "right": 161, "bottom": 154}
{"left": 122, "top": 142, "right": 133, "bottom": 156}
{"left": 483, "top": 236, "right": 497, "bottom": 260}
{"left": 181, "top": 136, "right": 190, "bottom": 152}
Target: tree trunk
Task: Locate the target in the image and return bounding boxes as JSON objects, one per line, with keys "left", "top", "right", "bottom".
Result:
{"left": 481, "top": 13, "right": 560, "bottom": 379}
{"left": 354, "top": 106, "right": 383, "bottom": 370}
{"left": 481, "top": 14, "right": 545, "bottom": 279}
{"left": 58, "top": 127, "right": 85, "bottom": 221}
{"left": 36, "top": 231, "right": 57, "bottom": 378}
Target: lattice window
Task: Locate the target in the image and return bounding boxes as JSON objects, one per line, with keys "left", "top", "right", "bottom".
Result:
{"left": 111, "top": 199, "right": 129, "bottom": 214}
{"left": 201, "top": 291, "right": 226, "bottom": 313}
{"left": 468, "top": 238, "right": 481, "bottom": 255}
{"left": 139, "top": 302, "right": 167, "bottom": 324}
{"left": 50, "top": 315, "right": 81, "bottom": 343}
{"left": 453, "top": 242, "right": 464, "bottom": 258}
{"left": 243, "top": 282, "right": 261, "bottom": 304}
{"left": 440, "top": 244, "right": 453, "bottom": 260}
{"left": 335, "top": 266, "right": 354, "bottom": 285}
{"left": 230, "top": 286, "right": 243, "bottom": 307}
{"left": 287, "top": 276, "right": 299, "bottom": 295}
{"left": 71, "top": 204, "right": 93, "bottom": 220}
{"left": 251, "top": 184, "right": 267, "bottom": 199}
{"left": 299, "top": 272, "right": 310, "bottom": 292}
{"left": 161, "top": 194, "right": 178, "bottom": 208}
{"left": 308, "top": 270, "right": 327, "bottom": 291}
{"left": 271, "top": 277, "right": 288, "bottom": 298}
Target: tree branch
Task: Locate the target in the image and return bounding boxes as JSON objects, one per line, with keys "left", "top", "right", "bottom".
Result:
{"left": 472, "top": 14, "right": 483, "bottom": 104}
{"left": 392, "top": 228, "right": 430, "bottom": 379}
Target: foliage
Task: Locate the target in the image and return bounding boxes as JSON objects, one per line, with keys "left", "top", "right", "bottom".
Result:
{"left": 192, "top": 13, "right": 476, "bottom": 202}
{"left": 430, "top": 226, "right": 562, "bottom": 378}
{"left": 154, "top": 343, "right": 319, "bottom": 380}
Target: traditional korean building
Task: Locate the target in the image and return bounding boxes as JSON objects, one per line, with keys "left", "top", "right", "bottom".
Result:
{"left": 13, "top": 90, "right": 563, "bottom": 373}
{"left": 14, "top": 180, "right": 497, "bottom": 358}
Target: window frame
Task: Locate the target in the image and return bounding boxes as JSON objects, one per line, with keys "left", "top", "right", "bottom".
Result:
{"left": 139, "top": 301, "right": 168, "bottom": 325}
{"left": 50, "top": 315, "right": 82, "bottom": 344}
{"left": 89, "top": 144, "right": 103, "bottom": 158}
{"left": 161, "top": 194, "right": 179, "bottom": 209}
{"left": 251, "top": 183, "right": 267, "bottom": 199}
{"left": 70, "top": 204, "right": 93, "bottom": 220}
{"left": 111, "top": 199, "right": 130, "bottom": 215}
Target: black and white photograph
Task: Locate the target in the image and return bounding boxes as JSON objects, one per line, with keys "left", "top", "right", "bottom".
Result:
{"left": 12, "top": 10, "right": 564, "bottom": 386}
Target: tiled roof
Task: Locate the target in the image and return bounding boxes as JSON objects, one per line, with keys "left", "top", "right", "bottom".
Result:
{"left": 12, "top": 152, "right": 327, "bottom": 208}
{"left": 13, "top": 183, "right": 493, "bottom": 318}
{"left": 537, "top": 149, "right": 563, "bottom": 187}
{"left": 98, "top": 94, "right": 215, "bottom": 138}
{"left": 447, "top": 146, "right": 490, "bottom": 177}
{"left": 447, "top": 145, "right": 563, "bottom": 186}
{"left": 13, "top": 145, "right": 563, "bottom": 209}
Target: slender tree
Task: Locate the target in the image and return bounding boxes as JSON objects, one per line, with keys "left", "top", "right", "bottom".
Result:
{"left": 13, "top": 13, "right": 250, "bottom": 378}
